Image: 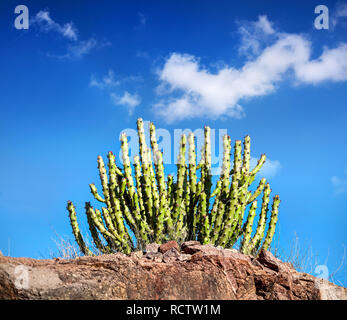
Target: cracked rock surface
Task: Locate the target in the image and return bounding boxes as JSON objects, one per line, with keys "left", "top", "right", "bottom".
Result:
{"left": 0, "top": 241, "right": 346, "bottom": 300}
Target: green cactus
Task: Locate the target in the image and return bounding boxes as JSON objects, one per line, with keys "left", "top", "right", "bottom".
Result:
{"left": 67, "top": 119, "right": 280, "bottom": 256}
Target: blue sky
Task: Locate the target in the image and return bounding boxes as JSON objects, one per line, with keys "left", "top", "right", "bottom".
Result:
{"left": 0, "top": 0, "right": 346, "bottom": 285}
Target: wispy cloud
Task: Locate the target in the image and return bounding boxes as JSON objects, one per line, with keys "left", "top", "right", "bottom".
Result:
{"left": 90, "top": 70, "right": 120, "bottom": 89}
{"left": 31, "top": 10, "right": 108, "bottom": 59}
{"left": 136, "top": 50, "right": 150, "bottom": 59}
{"left": 111, "top": 91, "right": 141, "bottom": 115}
{"left": 90, "top": 70, "right": 141, "bottom": 114}
{"left": 332, "top": 2, "right": 347, "bottom": 29}
{"left": 331, "top": 169, "right": 347, "bottom": 195}
{"left": 154, "top": 16, "right": 347, "bottom": 123}
{"left": 32, "top": 10, "right": 78, "bottom": 41}
{"left": 237, "top": 15, "right": 276, "bottom": 57}
{"left": 134, "top": 12, "right": 147, "bottom": 30}
{"left": 138, "top": 12, "right": 146, "bottom": 26}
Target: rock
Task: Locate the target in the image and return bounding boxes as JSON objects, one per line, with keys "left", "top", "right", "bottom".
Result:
{"left": 145, "top": 243, "right": 159, "bottom": 254}
{"left": 177, "top": 254, "right": 192, "bottom": 262}
{"left": 256, "top": 249, "right": 289, "bottom": 273}
{"left": 159, "top": 240, "right": 179, "bottom": 254}
{"left": 0, "top": 249, "right": 346, "bottom": 300}
{"left": 0, "top": 250, "right": 3, "bottom": 256}
{"left": 163, "top": 248, "right": 180, "bottom": 263}
{"left": 181, "top": 243, "right": 251, "bottom": 262}
{"left": 181, "top": 243, "right": 217, "bottom": 255}
{"left": 181, "top": 240, "right": 201, "bottom": 250}
{"left": 130, "top": 251, "right": 143, "bottom": 259}
{"left": 144, "top": 252, "right": 163, "bottom": 262}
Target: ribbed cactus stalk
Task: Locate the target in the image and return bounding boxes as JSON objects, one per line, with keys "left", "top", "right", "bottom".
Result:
{"left": 67, "top": 119, "right": 280, "bottom": 257}
{"left": 261, "top": 194, "right": 280, "bottom": 250}
{"left": 174, "top": 134, "right": 187, "bottom": 236}
{"left": 67, "top": 201, "right": 92, "bottom": 256}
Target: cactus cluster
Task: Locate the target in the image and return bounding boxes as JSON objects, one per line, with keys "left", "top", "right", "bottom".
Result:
{"left": 67, "top": 119, "right": 280, "bottom": 256}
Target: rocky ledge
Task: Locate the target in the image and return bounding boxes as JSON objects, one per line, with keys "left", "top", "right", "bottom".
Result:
{"left": 0, "top": 240, "right": 346, "bottom": 300}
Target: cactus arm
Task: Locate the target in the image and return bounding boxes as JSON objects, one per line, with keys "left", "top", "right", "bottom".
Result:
{"left": 166, "top": 174, "right": 174, "bottom": 207}
{"left": 173, "top": 134, "right": 186, "bottom": 229}
{"left": 121, "top": 144, "right": 153, "bottom": 245}
{"left": 97, "top": 155, "right": 112, "bottom": 210}
{"left": 86, "top": 205, "right": 123, "bottom": 251}
{"left": 248, "top": 183, "right": 271, "bottom": 252}
{"left": 148, "top": 148, "right": 160, "bottom": 223}
{"left": 210, "top": 181, "right": 222, "bottom": 225}
{"left": 120, "top": 133, "right": 137, "bottom": 204}
{"left": 187, "top": 133, "right": 197, "bottom": 238}
{"left": 240, "top": 200, "right": 257, "bottom": 255}
{"left": 137, "top": 118, "right": 155, "bottom": 224}
{"left": 209, "top": 135, "right": 230, "bottom": 245}
{"left": 203, "top": 126, "right": 212, "bottom": 212}
{"left": 210, "top": 201, "right": 225, "bottom": 245}
{"left": 67, "top": 201, "right": 93, "bottom": 256}
{"left": 198, "top": 192, "right": 210, "bottom": 244}
{"left": 248, "top": 154, "right": 266, "bottom": 185}
{"left": 242, "top": 135, "right": 251, "bottom": 176}
{"left": 210, "top": 180, "right": 222, "bottom": 198}
{"left": 247, "top": 178, "right": 266, "bottom": 204}
{"left": 197, "top": 143, "right": 205, "bottom": 170}
{"left": 89, "top": 184, "right": 106, "bottom": 203}
{"left": 84, "top": 203, "right": 111, "bottom": 254}
{"left": 143, "top": 149, "right": 154, "bottom": 224}
{"left": 227, "top": 181, "right": 249, "bottom": 246}
{"left": 261, "top": 195, "right": 280, "bottom": 251}
{"left": 221, "top": 135, "right": 231, "bottom": 195}
{"left": 133, "top": 155, "right": 146, "bottom": 218}
{"left": 218, "top": 140, "right": 242, "bottom": 247}
{"left": 149, "top": 122, "right": 159, "bottom": 156}
{"left": 191, "top": 181, "right": 202, "bottom": 237}
{"left": 136, "top": 118, "right": 148, "bottom": 167}
{"left": 154, "top": 150, "right": 168, "bottom": 242}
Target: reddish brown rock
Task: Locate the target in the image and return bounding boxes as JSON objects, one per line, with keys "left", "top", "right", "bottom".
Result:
{"left": 163, "top": 248, "right": 180, "bottom": 263}
{"left": 0, "top": 247, "right": 346, "bottom": 300}
{"left": 130, "top": 251, "right": 143, "bottom": 259}
{"left": 181, "top": 240, "right": 201, "bottom": 250}
{"left": 181, "top": 243, "right": 250, "bottom": 262}
{"left": 144, "top": 252, "right": 163, "bottom": 262}
{"left": 159, "top": 240, "right": 179, "bottom": 254}
{"left": 145, "top": 243, "right": 160, "bottom": 254}
{"left": 177, "top": 254, "right": 191, "bottom": 262}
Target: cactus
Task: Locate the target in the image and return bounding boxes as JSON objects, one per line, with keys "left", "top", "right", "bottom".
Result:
{"left": 67, "top": 119, "right": 280, "bottom": 256}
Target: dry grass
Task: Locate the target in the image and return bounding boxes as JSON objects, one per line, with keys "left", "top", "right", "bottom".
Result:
{"left": 270, "top": 230, "right": 346, "bottom": 287}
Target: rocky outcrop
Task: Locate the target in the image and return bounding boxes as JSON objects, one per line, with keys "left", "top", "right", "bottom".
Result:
{"left": 0, "top": 242, "right": 346, "bottom": 300}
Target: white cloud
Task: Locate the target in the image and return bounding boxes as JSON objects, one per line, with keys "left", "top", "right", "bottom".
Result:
{"left": 256, "top": 15, "right": 275, "bottom": 35}
{"left": 294, "top": 44, "right": 347, "bottom": 83}
{"left": 331, "top": 169, "right": 347, "bottom": 195}
{"left": 111, "top": 91, "right": 141, "bottom": 114}
{"left": 32, "top": 10, "right": 78, "bottom": 41}
{"left": 154, "top": 16, "right": 347, "bottom": 123}
{"left": 250, "top": 156, "right": 281, "bottom": 178}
